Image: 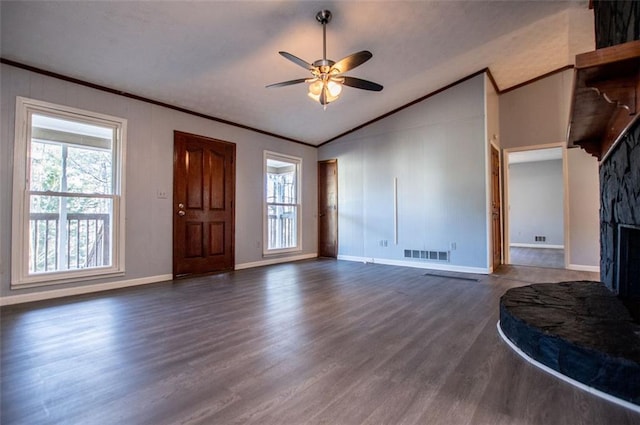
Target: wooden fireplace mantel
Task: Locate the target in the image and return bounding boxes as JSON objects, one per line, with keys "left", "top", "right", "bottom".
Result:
{"left": 567, "top": 40, "right": 640, "bottom": 161}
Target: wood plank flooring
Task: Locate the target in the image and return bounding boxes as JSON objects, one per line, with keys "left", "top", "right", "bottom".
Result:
{"left": 509, "top": 246, "right": 565, "bottom": 269}
{"left": 1, "top": 259, "right": 638, "bottom": 425}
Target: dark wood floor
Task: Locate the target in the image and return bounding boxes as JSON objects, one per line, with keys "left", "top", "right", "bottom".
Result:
{"left": 509, "top": 246, "right": 565, "bottom": 269}
{"left": 1, "top": 259, "right": 637, "bottom": 425}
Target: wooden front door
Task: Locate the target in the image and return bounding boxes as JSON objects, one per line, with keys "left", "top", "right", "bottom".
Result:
{"left": 173, "top": 131, "right": 235, "bottom": 278}
{"left": 491, "top": 145, "right": 502, "bottom": 269}
{"left": 318, "top": 159, "right": 338, "bottom": 258}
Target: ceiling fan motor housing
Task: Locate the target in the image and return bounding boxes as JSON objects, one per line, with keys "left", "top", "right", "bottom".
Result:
{"left": 316, "top": 10, "right": 332, "bottom": 24}
{"left": 313, "top": 59, "right": 334, "bottom": 67}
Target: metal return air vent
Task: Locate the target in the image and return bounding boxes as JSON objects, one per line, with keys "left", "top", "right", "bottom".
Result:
{"left": 404, "top": 249, "right": 449, "bottom": 262}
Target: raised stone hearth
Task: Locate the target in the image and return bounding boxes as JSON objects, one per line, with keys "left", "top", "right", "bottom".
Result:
{"left": 499, "top": 281, "right": 640, "bottom": 406}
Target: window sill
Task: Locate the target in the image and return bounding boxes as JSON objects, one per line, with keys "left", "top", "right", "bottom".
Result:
{"left": 11, "top": 267, "right": 126, "bottom": 290}
{"left": 263, "top": 247, "right": 303, "bottom": 257}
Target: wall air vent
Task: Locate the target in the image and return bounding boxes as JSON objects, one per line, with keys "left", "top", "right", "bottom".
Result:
{"left": 404, "top": 249, "right": 449, "bottom": 262}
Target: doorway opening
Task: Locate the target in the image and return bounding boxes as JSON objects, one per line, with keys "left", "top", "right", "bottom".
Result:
{"left": 504, "top": 146, "right": 565, "bottom": 269}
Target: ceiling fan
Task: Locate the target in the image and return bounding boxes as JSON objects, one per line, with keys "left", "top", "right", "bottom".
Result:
{"left": 266, "top": 10, "right": 383, "bottom": 108}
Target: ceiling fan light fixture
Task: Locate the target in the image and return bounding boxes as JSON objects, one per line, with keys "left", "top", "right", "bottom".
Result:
{"left": 307, "top": 79, "right": 342, "bottom": 106}
{"left": 267, "top": 9, "right": 382, "bottom": 108}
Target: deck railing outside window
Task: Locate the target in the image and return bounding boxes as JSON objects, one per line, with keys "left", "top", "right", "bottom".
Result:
{"left": 29, "top": 213, "right": 110, "bottom": 273}
{"left": 267, "top": 206, "right": 297, "bottom": 249}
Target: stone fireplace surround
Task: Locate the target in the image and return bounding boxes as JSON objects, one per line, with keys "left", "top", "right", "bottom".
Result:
{"left": 601, "top": 122, "right": 640, "bottom": 307}
{"left": 499, "top": 96, "right": 640, "bottom": 412}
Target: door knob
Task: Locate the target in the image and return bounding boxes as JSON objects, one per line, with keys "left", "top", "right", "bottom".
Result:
{"left": 178, "top": 203, "right": 185, "bottom": 209}
{"left": 178, "top": 210, "right": 186, "bottom": 216}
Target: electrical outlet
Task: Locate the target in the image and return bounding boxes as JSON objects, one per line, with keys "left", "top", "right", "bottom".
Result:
{"left": 156, "top": 190, "right": 168, "bottom": 199}
{"left": 450, "top": 242, "right": 457, "bottom": 250}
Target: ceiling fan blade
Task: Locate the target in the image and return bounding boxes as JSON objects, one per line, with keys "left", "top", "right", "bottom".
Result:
{"left": 279, "top": 51, "right": 314, "bottom": 71}
{"left": 266, "top": 78, "right": 309, "bottom": 88}
{"left": 342, "top": 76, "right": 383, "bottom": 92}
{"left": 331, "top": 50, "right": 373, "bottom": 73}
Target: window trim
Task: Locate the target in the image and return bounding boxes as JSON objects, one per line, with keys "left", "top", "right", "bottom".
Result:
{"left": 263, "top": 151, "right": 302, "bottom": 255}
{"left": 11, "top": 97, "right": 127, "bottom": 288}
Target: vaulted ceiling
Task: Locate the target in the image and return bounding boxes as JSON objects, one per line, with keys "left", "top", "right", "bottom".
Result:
{"left": 1, "top": 1, "right": 595, "bottom": 146}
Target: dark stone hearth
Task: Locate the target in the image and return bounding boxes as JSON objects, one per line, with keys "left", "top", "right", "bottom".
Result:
{"left": 500, "top": 281, "right": 640, "bottom": 405}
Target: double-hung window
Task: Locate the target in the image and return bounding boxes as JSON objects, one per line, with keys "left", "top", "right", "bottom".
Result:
{"left": 264, "top": 152, "right": 301, "bottom": 253}
{"left": 12, "top": 97, "right": 126, "bottom": 287}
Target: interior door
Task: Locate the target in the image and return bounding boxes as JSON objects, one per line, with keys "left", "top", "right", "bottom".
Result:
{"left": 173, "top": 131, "right": 235, "bottom": 278}
{"left": 318, "top": 159, "right": 338, "bottom": 258}
{"left": 491, "top": 145, "right": 502, "bottom": 269}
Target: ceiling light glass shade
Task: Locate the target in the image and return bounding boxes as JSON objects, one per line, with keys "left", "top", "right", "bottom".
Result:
{"left": 327, "top": 80, "right": 342, "bottom": 97}
{"left": 308, "top": 79, "right": 323, "bottom": 96}
{"left": 307, "top": 78, "right": 343, "bottom": 105}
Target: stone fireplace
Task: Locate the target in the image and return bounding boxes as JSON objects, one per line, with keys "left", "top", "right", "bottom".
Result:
{"left": 600, "top": 122, "right": 640, "bottom": 319}
{"left": 500, "top": 98, "right": 640, "bottom": 407}
{"left": 594, "top": 0, "right": 640, "bottom": 299}
{"left": 617, "top": 224, "right": 640, "bottom": 298}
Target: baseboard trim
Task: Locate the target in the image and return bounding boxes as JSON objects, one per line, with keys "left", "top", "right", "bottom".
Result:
{"left": 337, "top": 255, "right": 489, "bottom": 275}
{"left": 0, "top": 274, "right": 173, "bottom": 306}
{"left": 235, "top": 253, "right": 318, "bottom": 270}
{"left": 497, "top": 321, "right": 640, "bottom": 413}
{"left": 567, "top": 264, "right": 600, "bottom": 273}
{"left": 510, "top": 243, "right": 564, "bottom": 249}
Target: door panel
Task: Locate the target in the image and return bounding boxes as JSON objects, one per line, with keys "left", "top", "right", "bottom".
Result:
{"left": 174, "top": 131, "right": 235, "bottom": 277}
{"left": 318, "top": 160, "right": 338, "bottom": 258}
{"left": 209, "top": 222, "right": 225, "bottom": 255}
{"left": 186, "top": 223, "right": 204, "bottom": 258}
{"left": 210, "top": 153, "right": 225, "bottom": 210}
{"left": 186, "top": 148, "right": 204, "bottom": 209}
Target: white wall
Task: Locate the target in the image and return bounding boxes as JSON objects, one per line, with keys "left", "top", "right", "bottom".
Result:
{"left": 508, "top": 159, "right": 564, "bottom": 246}
{"left": 567, "top": 148, "right": 599, "bottom": 269}
{"left": 0, "top": 64, "right": 318, "bottom": 301}
{"left": 500, "top": 69, "right": 600, "bottom": 270}
{"left": 500, "top": 70, "right": 573, "bottom": 149}
{"left": 319, "top": 75, "right": 489, "bottom": 273}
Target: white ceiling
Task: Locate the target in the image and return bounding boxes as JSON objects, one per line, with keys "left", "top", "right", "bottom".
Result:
{"left": 1, "top": 0, "right": 595, "bottom": 146}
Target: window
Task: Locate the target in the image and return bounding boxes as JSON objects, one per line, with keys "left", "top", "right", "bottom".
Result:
{"left": 12, "top": 97, "right": 126, "bottom": 287}
{"left": 264, "top": 152, "right": 301, "bottom": 253}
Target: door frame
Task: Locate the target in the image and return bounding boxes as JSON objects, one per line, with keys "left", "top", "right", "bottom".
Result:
{"left": 502, "top": 142, "right": 568, "bottom": 267}
{"left": 490, "top": 144, "right": 503, "bottom": 270}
